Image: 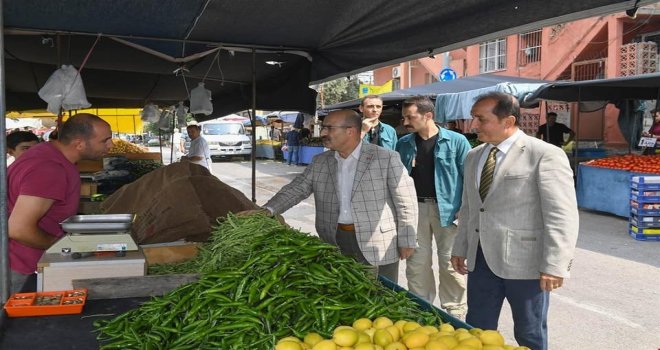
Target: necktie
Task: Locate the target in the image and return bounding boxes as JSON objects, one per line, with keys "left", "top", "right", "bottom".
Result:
{"left": 479, "top": 147, "right": 499, "bottom": 201}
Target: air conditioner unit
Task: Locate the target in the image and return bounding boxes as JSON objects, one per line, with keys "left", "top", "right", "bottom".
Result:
{"left": 392, "top": 67, "right": 401, "bottom": 78}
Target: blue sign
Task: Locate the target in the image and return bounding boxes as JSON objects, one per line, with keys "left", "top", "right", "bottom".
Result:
{"left": 440, "top": 68, "right": 457, "bottom": 81}
{"left": 361, "top": 86, "right": 369, "bottom": 94}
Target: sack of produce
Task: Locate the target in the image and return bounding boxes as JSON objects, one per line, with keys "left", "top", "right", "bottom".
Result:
{"left": 101, "top": 162, "right": 258, "bottom": 243}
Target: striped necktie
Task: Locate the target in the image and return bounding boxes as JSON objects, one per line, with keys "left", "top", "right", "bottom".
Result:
{"left": 479, "top": 147, "right": 499, "bottom": 201}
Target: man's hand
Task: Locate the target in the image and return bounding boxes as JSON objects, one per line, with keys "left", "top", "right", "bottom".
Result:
{"left": 399, "top": 247, "right": 415, "bottom": 260}
{"left": 540, "top": 272, "right": 564, "bottom": 292}
{"left": 450, "top": 256, "right": 468, "bottom": 275}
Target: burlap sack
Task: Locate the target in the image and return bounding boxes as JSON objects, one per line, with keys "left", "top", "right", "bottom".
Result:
{"left": 101, "top": 162, "right": 258, "bottom": 244}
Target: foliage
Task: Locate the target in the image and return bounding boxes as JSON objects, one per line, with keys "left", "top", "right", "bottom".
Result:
{"left": 318, "top": 77, "right": 360, "bottom": 107}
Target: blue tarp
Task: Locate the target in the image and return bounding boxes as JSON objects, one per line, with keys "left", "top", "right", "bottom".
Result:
{"left": 435, "top": 82, "right": 547, "bottom": 122}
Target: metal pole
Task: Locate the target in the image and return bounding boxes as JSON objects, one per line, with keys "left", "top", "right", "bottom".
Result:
{"left": 1, "top": 0, "right": 11, "bottom": 308}
{"left": 573, "top": 88, "right": 582, "bottom": 175}
{"left": 251, "top": 48, "right": 257, "bottom": 202}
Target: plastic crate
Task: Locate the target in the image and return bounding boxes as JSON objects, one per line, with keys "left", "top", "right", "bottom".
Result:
{"left": 631, "top": 176, "right": 660, "bottom": 191}
{"left": 378, "top": 276, "right": 471, "bottom": 329}
{"left": 630, "top": 192, "right": 660, "bottom": 203}
{"left": 630, "top": 214, "right": 660, "bottom": 228}
{"left": 629, "top": 230, "right": 660, "bottom": 241}
{"left": 3, "top": 289, "right": 87, "bottom": 317}
{"left": 629, "top": 201, "right": 660, "bottom": 216}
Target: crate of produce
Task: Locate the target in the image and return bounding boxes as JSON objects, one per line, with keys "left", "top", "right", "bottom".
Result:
{"left": 631, "top": 176, "right": 660, "bottom": 190}
{"left": 629, "top": 230, "right": 660, "bottom": 241}
{"left": 630, "top": 214, "right": 660, "bottom": 228}
{"left": 3, "top": 289, "right": 87, "bottom": 317}
{"left": 379, "top": 276, "right": 471, "bottom": 330}
{"left": 630, "top": 189, "right": 660, "bottom": 203}
{"left": 629, "top": 201, "right": 660, "bottom": 216}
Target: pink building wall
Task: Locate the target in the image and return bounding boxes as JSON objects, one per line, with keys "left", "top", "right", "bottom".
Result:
{"left": 372, "top": 10, "right": 660, "bottom": 147}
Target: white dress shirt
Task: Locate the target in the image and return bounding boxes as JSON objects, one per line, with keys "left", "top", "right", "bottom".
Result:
{"left": 476, "top": 129, "right": 523, "bottom": 187}
{"left": 335, "top": 142, "right": 362, "bottom": 224}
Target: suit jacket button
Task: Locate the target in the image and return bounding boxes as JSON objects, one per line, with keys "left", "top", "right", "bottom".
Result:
{"left": 480, "top": 208, "right": 485, "bottom": 212}
{"left": 475, "top": 229, "right": 479, "bottom": 232}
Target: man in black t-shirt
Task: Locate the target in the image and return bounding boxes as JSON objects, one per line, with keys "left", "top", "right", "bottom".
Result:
{"left": 536, "top": 112, "right": 575, "bottom": 147}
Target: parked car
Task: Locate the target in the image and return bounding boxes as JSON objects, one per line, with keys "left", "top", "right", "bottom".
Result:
{"left": 198, "top": 120, "right": 252, "bottom": 161}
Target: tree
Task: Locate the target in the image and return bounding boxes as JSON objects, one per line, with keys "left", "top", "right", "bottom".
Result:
{"left": 318, "top": 77, "right": 359, "bottom": 107}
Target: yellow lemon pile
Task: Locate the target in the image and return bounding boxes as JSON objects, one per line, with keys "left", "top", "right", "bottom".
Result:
{"left": 275, "top": 317, "right": 531, "bottom": 350}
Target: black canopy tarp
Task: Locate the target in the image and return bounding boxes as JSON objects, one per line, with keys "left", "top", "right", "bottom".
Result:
{"left": 525, "top": 72, "right": 660, "bottom": 102}
{"left": 3, "top": 0, "right": 656, "bottom": 118}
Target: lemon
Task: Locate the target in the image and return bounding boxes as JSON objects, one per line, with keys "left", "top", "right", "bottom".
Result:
{"left": 385, "top": 325, "right": 401, "bottom": 341}
{"left": 453, "top": 346, "right": 479, "bottom": 350}
{"left": 420, "top": 325, "right": 439, "bottom": 335}
{"left": 384, "top": 342, "right": 407, "bottom": 350}
{"left": 363, "top": 328, "right": 376, "bottom": 341}
{"left": 454, "top": 332, "right": 474, "bottom": 341}
{"left": 353, "top": 318, "right": 373, "bottom": 331}
{"left": 334, "top": 326, "right": 355, "bottom": 334}
{"left": 355, "top": 344, "right": 376, "bottom": 350}
{"left": 483, "top": 346, "right": 505, "bottom": 350}
{"left": 402, "top": 321, "right": 422, "bottom": 333}
{"left": 334, "top": 329, "right": 359, "bottom": 347}
{"left": 276, "top": 340, "right": 304, "bottom": 350}
{"left": 503, "top": 346, "right": 516, "bottom": 350}
{"left": 373, "top": 317, "right": 394, "bottom": 329}
{"left": 425, "top": 339, "right": 452, "bottom": 350}
{"left": 279, "top": 337, "right": 303, "bottom": 344}
{"left": 305, "top": 333, "right": 324, "bottom": 347}
{"left": 437, "top": 335, "right": 459, "bottom": 348}
{"left": 337, "top": 347, "right": 353, "bottom": 350}
{"left": 438, "top": 323, "right": 455, "bottom": 333}
{"left": 455, "top": 328, "right": 470, "bottom": 334}
{"left": 394, "top": 320, "right": 408, "bottom": 334}
{"left": 460, "top": 337, "right": 483, "bottom": 350}
{"left": 312, "top": 339, "right": 338, "bottom": 350}
{"left": 403, "top": 331, "right": 430, "bottom": 348}
{"left": 479, "top": 330, "right": 505, "bottom": 346}
{"left": 469, "top": 328, "right": 484, "bottom": 336}
{"left": 356, "top": 331, "right": 372, "bottom": 344}
{"left": 373, "top": 329, "right": 394, "bottom": 346}
{"left": 514, "top": 347, "right": 531, "bottom": 350}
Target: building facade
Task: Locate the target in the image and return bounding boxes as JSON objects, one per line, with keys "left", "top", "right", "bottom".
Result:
{"left": 373, "top": 6, "right": 660, "bottom": 147}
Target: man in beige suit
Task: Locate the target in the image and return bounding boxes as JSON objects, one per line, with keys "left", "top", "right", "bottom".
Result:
{"left": 451, "top": 92, "right": 579, "bottom": 350}
{"left": 265, "top": 109, "right": 418, "bottom": 282}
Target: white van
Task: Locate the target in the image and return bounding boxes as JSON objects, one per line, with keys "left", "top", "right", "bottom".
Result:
{"left": 198, "top": 120, "right": 252, "bottom": 160}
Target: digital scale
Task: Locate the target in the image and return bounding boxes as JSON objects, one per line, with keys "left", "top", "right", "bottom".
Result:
{"left": 39, "top": 214, "right": 145, "bottom": 291}
{"left": 45, "top": 214, "right": 139, "bottom": 254}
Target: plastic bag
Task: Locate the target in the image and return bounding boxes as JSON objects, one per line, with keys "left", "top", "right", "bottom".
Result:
{"left": 190, "top": 82, "right": 213, "bottom": 115}
{"left": 38, "top": 65, "right": 91, "bottom": 114}
{"left": 158, "top": 106, "right": 175, "bottom": 131}
{"left": 140, "top": 103, "right": 160, "bottom": 123}
{"left": 175, "top": 101, "right": 189, "bottom": 128}
{"left": 281, "top": 145, "right": 289, "bottom": 152}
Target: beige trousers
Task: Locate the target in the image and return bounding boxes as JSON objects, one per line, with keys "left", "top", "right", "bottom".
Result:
{"left": 406, "top": 201, "right": 467, "bottom": 314}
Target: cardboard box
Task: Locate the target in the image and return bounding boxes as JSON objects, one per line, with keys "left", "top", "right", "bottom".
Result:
{"left": 140, "top": 241, "right": 200, "bottom": 266}
{"left": 80, "top": 182, "right": 98, "bottom": 197}
{"left": 37, "top": 250, "right": 146, "bottom": 292}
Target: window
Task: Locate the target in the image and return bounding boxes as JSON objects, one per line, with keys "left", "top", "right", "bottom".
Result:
{"left": 425, "top": 73, "right": 439, "bottom": 84}
{"left": 479, "top": 38, "right": 507, "bottom": 73}
{"left": 519, "top": 30, "right": 542, "bottom": 65}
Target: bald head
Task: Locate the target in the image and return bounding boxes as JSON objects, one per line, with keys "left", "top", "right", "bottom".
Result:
{"left": 59, "top": 113, "right": 111, "bottom": 145}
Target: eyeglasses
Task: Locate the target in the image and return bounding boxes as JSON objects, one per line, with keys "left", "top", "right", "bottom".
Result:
{"left": 320, "top": 125, "right": 353, "bottom": 131}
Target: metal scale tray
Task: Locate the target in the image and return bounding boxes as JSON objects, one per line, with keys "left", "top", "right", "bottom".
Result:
{"left": 61, "top": 214, "right": 134, "bottom": 234}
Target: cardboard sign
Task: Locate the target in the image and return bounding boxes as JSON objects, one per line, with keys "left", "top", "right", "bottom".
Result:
{"left": 639, "top": 137, "right": 657, "bottom": 147}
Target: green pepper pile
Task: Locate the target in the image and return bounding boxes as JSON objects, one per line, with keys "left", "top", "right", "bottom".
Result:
{"left": 95, "top": 214, "right": 443, "bottom": 349}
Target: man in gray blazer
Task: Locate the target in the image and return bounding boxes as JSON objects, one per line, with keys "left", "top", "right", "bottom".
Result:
{"left": 264, "top": 109, "right": 418, "bottom": 282}
{"left": 451, "top": 92, "right": 579, "bottom": 350}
